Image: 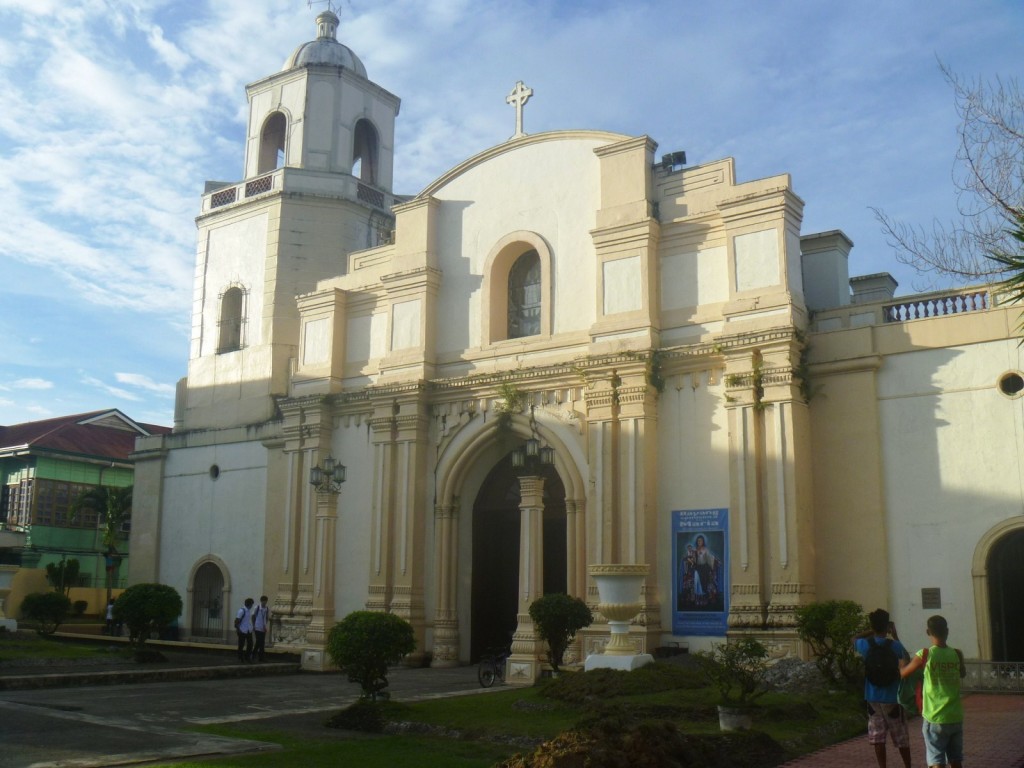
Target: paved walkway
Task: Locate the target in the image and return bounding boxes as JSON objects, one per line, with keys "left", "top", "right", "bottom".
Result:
{"left": 780, "top": 694, "right": 1024, "bottom": 767}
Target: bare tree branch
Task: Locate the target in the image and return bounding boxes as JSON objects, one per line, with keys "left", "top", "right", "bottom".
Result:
{"left": 873, "top": 62, "right": 1024, "bottom": 285}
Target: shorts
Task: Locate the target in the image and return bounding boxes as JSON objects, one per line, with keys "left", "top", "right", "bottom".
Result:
{"left": 866, "top": 702, "right": 910, "bottom": 748}
{"left": 922, "top": 720, "right": 963, "bottom": 765}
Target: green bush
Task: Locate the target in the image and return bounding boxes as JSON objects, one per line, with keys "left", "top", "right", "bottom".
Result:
{"left": 21, "top": 592, "right": 72, "bottom": 635}
{"left": 528, "top": 593, "right": 592, "bottom": 673}
{"left": 326, "top": 611, "right": 415, "bottom": 700}
{"left": 696, "top": 637, "right": 771, "bottom": 707}
{"left": 113, "top": 583, "right": 182, "bottom": 647}
{"left": 794, "top": 600, "right": 866, "bottom": 685}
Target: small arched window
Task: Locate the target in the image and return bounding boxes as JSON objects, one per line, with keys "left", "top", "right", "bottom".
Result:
{"left": 218, "top": 287, "right": 245, "bottom": 353}
{"left": 258, "top": 112, "right": 287, "bottom": 175}
{"left": 507, "top": 250, "right": 541, "bottom": 339}
{"left": 352, "top": 119, "right": 379, "bottom": 184}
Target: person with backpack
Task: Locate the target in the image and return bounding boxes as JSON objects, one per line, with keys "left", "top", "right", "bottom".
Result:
{"left": 899, "top": 615, "right": 967, "bottom": 768}
{"left": 234, "top": 597, "right": 255, "bottom": 662}
{"left": 854, "top": 608, "right": 912, "bottom": 768}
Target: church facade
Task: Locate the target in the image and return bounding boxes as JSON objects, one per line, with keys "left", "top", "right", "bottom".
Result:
{"left": 130, "top": 11, "right": 1024, "bottom": 674}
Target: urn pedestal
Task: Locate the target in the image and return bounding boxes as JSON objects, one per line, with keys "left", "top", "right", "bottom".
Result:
{"left": 584, "top": 564, "right": 654, "bottom": 672}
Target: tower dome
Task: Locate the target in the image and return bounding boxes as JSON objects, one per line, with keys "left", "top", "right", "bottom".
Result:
{"left": 283, "top": 10, "right": 367, "bottom": 78}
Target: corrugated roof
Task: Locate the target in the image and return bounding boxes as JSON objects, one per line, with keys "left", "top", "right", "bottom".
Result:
{"left": 0, "top": 410, "right": 171, "bottom": 462}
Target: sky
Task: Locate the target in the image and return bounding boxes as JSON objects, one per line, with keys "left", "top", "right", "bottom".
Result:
{"left": 0, "top": 0, "right": 1021, "bottom": 428}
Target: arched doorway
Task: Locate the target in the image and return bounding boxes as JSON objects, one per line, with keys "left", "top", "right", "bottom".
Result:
{"left": 190, "top": 561, "right": 226, "bottom": 640}
{"left": 470, "top": 453, "right": 566, "bottom": 660}
{"left": 988, "top": 530, "right": 1024, "bottom": 660}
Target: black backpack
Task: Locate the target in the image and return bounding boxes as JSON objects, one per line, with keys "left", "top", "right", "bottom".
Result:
{"left": 864, "top": 638, "right": 900, "bottom": 687}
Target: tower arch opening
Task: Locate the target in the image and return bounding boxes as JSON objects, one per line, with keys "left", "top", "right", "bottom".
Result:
{"left": 258, "top": 111, "right": 287, "bottom": 174}
{"left": 352, "top": 118, "right": 379, "bottom": 184}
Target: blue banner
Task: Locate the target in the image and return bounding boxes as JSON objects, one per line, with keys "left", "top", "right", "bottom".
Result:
{"left": 672, "top": 508, "right": 729, "bottom": 636}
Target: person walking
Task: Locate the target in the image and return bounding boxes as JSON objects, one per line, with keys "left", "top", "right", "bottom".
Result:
{"left": 234, "top": 597, "right": 254, "bottom": 662}
{"left": 252, "top": 595, "right": 270, "bottom": 662}
{"left": 853, "top": 608, "right": 912, "bottom": 768}
{"left": 900, "top": 615, "right": 967, "bottom": 768}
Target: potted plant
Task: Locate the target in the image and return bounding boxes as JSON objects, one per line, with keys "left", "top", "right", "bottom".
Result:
{"left": 696, "top": 636, "right": 771, "bottom": 731}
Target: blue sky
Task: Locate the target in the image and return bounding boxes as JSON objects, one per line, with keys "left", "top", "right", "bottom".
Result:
{"left": 0, "top": 0, "right": 1021, "bottom": 428}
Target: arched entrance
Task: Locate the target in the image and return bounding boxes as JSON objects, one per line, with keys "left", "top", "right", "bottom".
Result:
{"left": 988, "top": 529, "right": 1024, "bottom": 661}
{"left": 470, "top": 453, "right": 566, "bottom": 660}
{"left": 190, "top": 561, "right": 226, "bottom": 640}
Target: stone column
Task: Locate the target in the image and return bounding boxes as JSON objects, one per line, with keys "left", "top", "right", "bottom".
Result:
{"left": 507, "top": 475, "right": 546, "bottom": 685}
{"left": 431, "top": 501, "right": 460, "bottom": 667}
{"left": 305, "top": 486, "right": 338, "bottom": 649}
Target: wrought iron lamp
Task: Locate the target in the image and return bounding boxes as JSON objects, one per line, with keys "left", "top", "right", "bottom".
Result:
{"left": 309, "top": 453, "right": 346, "bottom": 493}
{"left": 511, "top": 436, "right": 554, "bottom": 474}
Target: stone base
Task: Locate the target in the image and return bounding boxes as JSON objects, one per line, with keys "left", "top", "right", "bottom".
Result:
{"left": 584, "top": 652, "right": 655, "bottom": 672}
{"left": 300, "top": 646, "right": 337, "bottom": 672}
{"left": 0, "top": 618, "right": 16, "bottom": 632}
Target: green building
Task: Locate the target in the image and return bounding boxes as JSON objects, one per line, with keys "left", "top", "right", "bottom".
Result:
{"left": 0, "top": 410, "right": 171, "bottom": 598}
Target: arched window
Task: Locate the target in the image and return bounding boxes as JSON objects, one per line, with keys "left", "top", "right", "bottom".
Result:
{"left": 257, "top": 112, "right": 287, "bottom": 175}
{"left": 352, "top": 118, "right": 379, "bottom": 184}
{"left": 218, "top": 287, "right": 245, "bottom": 353}
{"left": 507, "top": 250, "right": 541, "bottom": 338}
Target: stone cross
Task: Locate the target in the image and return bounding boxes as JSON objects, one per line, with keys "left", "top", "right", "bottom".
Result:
{"left": 506, "top": 81, "right": 533, "bottom": 139}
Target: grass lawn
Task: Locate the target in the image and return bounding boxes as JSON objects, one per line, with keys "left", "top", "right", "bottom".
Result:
{"left": 147, "top": 663, "right": 866, "bottom": 768}
{"left": 0, "top": 630, "right": 119, "bottom": 661}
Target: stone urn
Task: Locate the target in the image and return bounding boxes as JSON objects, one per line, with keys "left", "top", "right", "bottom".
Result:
{"left": 585, "top": 564, "right": 654, "bottom": 670}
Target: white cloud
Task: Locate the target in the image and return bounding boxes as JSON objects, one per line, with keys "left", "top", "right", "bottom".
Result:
{"left": 80, "top": 375, "right": 143, "bottom": 402}
{"left": 114, "top": 372, "right": 176, "bottom": 395}
{"left": 12, "top": 378, "right": 54, "bottom": 390}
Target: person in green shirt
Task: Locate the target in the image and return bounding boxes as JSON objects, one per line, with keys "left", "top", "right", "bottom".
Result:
{"left": 900, "top": 615, "right": 967, "bottom": 768}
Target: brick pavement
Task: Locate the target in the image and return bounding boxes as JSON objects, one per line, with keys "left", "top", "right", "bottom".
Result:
{"left": 780, "top": 694, "right": 1024, "bottom": 767}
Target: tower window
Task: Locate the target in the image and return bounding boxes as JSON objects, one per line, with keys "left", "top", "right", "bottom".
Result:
{"left": 352, "top": 119, "right": 379, "bottom": 184}
{"left": 507, "top": 250, "right": 541, "bottom": 339}
{"left": 258, "top": 112, "right": 287, "bottom": 175}
{"left": 218, "top": 286, "right": 246, "bottom": 353}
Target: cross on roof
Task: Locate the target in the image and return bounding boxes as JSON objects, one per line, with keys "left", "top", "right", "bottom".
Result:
{"left": 506, "top": 81, "right": 533, "bottom": 139}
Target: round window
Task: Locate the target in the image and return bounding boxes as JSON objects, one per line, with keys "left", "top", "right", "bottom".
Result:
{"left": 998, "top": 372, "right": 1024, "bottom": 398}
{"left": 209, "top": 464, "right": 221, "bottom": 480}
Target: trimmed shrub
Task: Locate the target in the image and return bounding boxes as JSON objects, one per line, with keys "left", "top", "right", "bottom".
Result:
{"left": 795, "top": 600, "right": 867, "bottom": 685}
{"left": 72, "top": 600, "right": 88, "bottom": 616}
{"left": 542, "top": 662, "right": 707, "bottom": 705}
{"left": 528, "top": 593, "right": 592, "bottom": 673}
{"left": 697, "top": 637, "right": 771, "bottom": 707}
{"left": 326, "top": 611, "right": 415, "bottom": 700}
{"left": 21, "top": 592, "right": 72, "bottom": 635}
{"left": 114, "top": 583, "right": 182, "bottom": 648}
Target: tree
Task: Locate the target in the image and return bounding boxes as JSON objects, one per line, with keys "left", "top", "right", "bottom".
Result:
{"left": 326, "top": 611, "right": 415, "bottom": 700}
{"left": 113, "top": 582, "right": 182, "bottom": 648}
{"left": 873, "top": 64, "right": 1023, "bottom": 285}
{"left": 45, "top": 558, "right": 80, "bottom": 597}
{"left": 528, "top": 593, "right": 592, "bottom": 674}
{"left": 794, "top": 599, "right": 867, "bottom": 685}
{"left": 71, "top": 485, "right": 133, "bottom": 604}
{"left": 21, "top": 592, "right": 71, "bottom": 635}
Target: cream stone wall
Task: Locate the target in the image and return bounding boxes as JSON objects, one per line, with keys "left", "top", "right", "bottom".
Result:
{"left": 427, "top": 134, "right": 612, "bottom": 353}
{"left": 809, "top": 298, "right": 1023, "bottom": 657}
{"left": 157, "top": 440, "right": 269, "bottom": 609}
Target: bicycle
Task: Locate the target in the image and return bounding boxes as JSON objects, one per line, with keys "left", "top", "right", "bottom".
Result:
{"left": 477, "top": 645, "right": 510, "bottom": 688}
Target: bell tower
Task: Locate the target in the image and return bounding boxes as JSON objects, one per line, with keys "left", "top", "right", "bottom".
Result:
{"left": 181, "top": 9, "right": 401, "bottom": 430}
